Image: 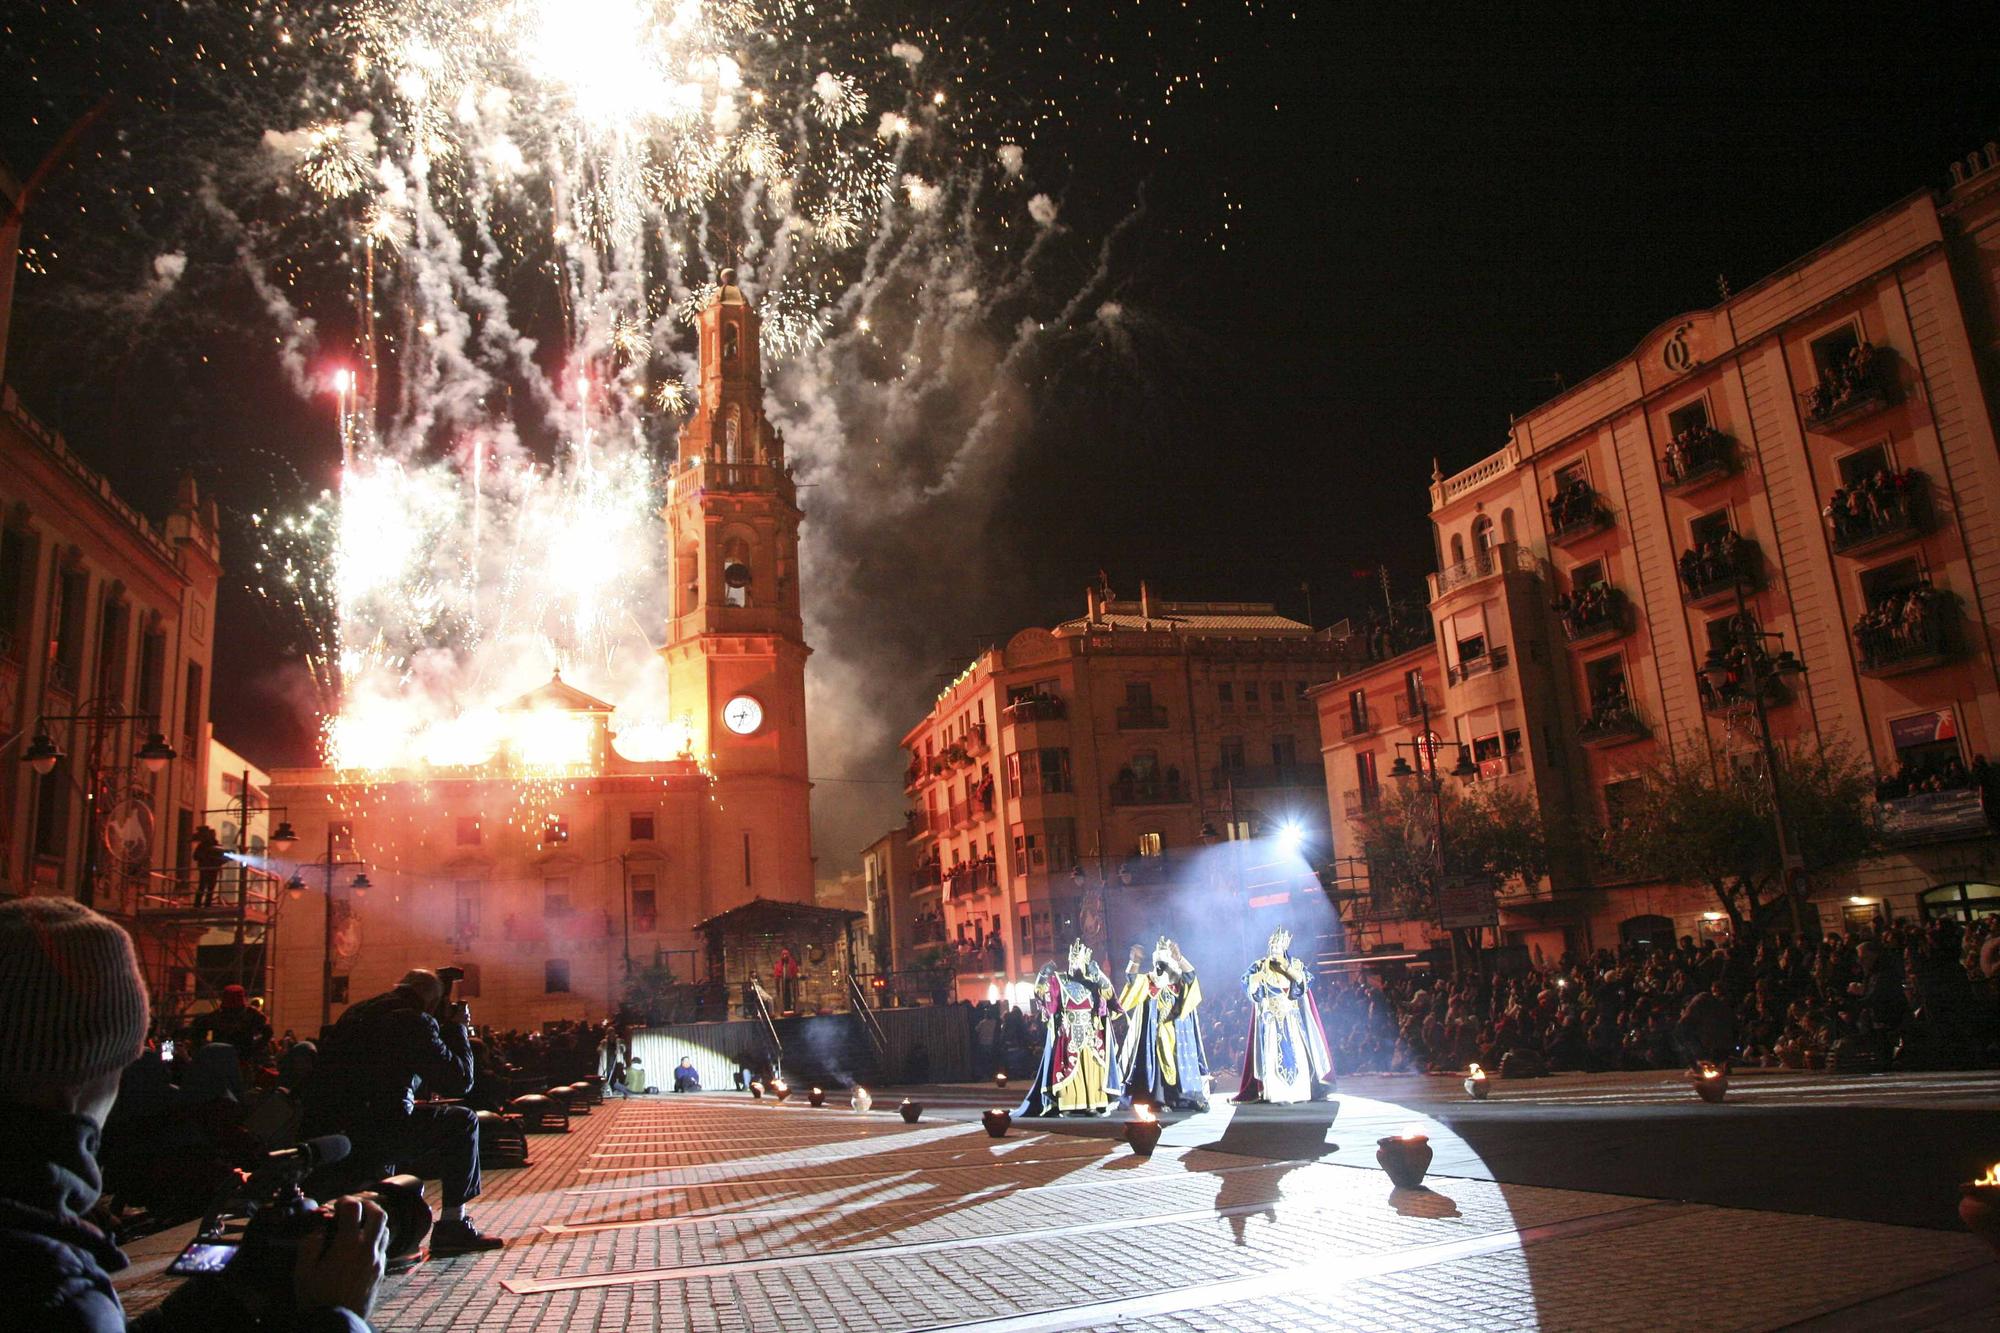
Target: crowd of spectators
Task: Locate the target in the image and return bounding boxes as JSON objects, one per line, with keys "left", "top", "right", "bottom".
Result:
{"left": 1310, "top": 918, "right": 2000, "bottom": 1077}
{"left": 1803, "top": 339, "right": 1883, "bottom": 421}
{"left": 1853, "top": 582, "right": 1950, "bottom": 666}
{"left": 1662, "top": 421, "right": 1730, "bottom": 484}
{"left": 1676, "top": 527, "right": 1749, "bottom": 596}
{"left": 1546, "top": 476, "right": 1601, "bottom": 534}
{"left": 1824, "top": 463, "right": 1920, "bottom": 545}
{"left": 1552, "top": 581, "right": 1621, "bottom": 640}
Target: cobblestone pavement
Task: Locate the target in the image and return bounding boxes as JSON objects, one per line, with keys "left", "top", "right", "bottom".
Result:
{"left": 116, "top": 1088, "right": 1997, "bottom": 1331}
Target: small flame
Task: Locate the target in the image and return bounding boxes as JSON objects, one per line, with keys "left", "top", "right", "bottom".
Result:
{"left": 772, "top": 1080, "right": 788, "bottom": 1092}
{"left": 1974, "top": 1162, "right": 2000, "bottom": 1187}
{"left": 1398, "top": 1126, "right": 1426, "bottom": 1141}
{"left": 1134, "top": 1104, "right": 1156, "bottom": 1123}
{"left": 1467, "top": 1063, "right": 1486, "bottom": 1079}
{"left": 812, "top": 1087, "right": 823, "bottom": 1095}
{"left": 1699, "top": 1063, "right": 1722, "bottom": 1080}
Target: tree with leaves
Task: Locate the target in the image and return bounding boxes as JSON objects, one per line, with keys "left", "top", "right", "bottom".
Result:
{"left": 1595, "top": 744, "right": 1877, "bottom": 935}
{"left": 1352, "top": 778, "right": 1559, "bottom": 919}
{"left": 618, "top": 959, "right": 680, "bottom": 1027}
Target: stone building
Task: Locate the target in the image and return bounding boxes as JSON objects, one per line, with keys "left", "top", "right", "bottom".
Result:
{"left": 268, "top": 272, "right": 817, "bottom": 1034}
{"left": 1316, "top": 140, "right": 2000, "bottom": 955}
{"left": 901, "top": 583, "right": 1340, "bottom": 1000}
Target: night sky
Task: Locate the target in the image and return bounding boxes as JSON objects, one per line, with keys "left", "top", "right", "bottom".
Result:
{"left": 5, "top": 5, "right": 2000, "bottom": 865}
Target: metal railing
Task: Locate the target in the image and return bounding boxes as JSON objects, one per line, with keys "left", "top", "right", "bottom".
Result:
{"left": 1002, "top": 695, "right": 1067, "bottom": 724}
{"left": 747, "top": 982, "right": 786, "bottom": 1081}
{"left": 845, "top": 971, "right": 888, "bottom": 1065}
{"left": 1432, "top": 542, "right": 1538, "bottom": 597}
{"left": 1446, "top": 644, "right": 1511, "bottom": 685}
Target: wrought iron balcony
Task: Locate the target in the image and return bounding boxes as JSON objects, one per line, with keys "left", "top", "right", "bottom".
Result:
{"left": 1446, "top": 644, "right": 1511, "bottom": 686}
{"left": 1801, "top": 343, "right": 1892, "bottom": 431}
{"left": 1432, "top": 542, "right": 1539, "bottom": 598}
{"left": 1109, "top": 777, "right": 1186, "bottom": 806}
{"left": 1678, "top": 538, "right": 1761, "bottom": 607}
{"left": 1560, "top": 588, "right": 1630, "bottom": 649}
{"left": 1659, "top": 427, "right": 1736, "bottom": 495}
{"left": 1854, "top": 590, "right": 1956, "bottom": 677}
{"left": 1115, "top": 704, "right": 1168, "bottom": 730}
{"left": 1341, "top": 787, "right": 1382, "bottom": 816}
{"left": 1337, "top": 707, "right": 1377, "bottom": 739}
{"left": 1546, "top": 485, "right": 1614, "bottom": 546}
{"left": 1002, "top": 695, "right": 1067, "bottom": 725}
{"left": 1578, "top": 703, "right": 1650, "bottom": 748}
{"left": 1828, "top": 472, "right": 1927, "bottom": 556}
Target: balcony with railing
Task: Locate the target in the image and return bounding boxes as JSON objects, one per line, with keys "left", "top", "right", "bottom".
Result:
{"left": 666, "top": 456, "right": 798, "bottom": 506}
{"left": 1854, "top": 586, "right": 1956, "bottom": 677}
{"left": 1698, "top": 668, "right": 1793, "bottom": 717}
{"left": 907, "top": 806, "right": 937, "bottom": 840}
{"left": 944, "top": 858, "right": 999, "bottom": 900}
{"left": 1115, "top": 703, "right": 1168, "bottom": 731}
{"left": 1430, "top": 542, "right": 1539, "bottom": 599}
{"left": 1002, "top": 694, "right": 1067, "bottom": 725}
{"left": 963, "top": 723, "right": 990, "bottom": 756}
{"left": 910, "top": 860, "right": 943, "bottom": 895}
{"left": 1446, "top": 643, "right": 1510, "bottom": 686}
{"left": 903, "top": 758, "right": 925, "bottom": 793}
{"left": 1546, "top": 482, "right": 1614, "bottom": 547}
{"left": 1558, "top": 586, "right": 1630, "bottom": 649}
{"left": 1827, "top": 470, "right": 1927, "bottom": 557}
{"left": 1109, "top": 775, "right": 1187, "bottom": 806}
{"left": 1394, "top": 694, "right": 1428, "bottom": 725}
{"left": 1341, "top": 786, "right": 1382, "bottom": 817}
{"left": 1578, "top": 700, "right": 1650, "bottom": 748}
{"left": 1678, "top": 537, "right": 1761, "bottom": 608}
{"left": 1876, "top": 767, "right": 1990, "bottom": 844}
{"left": 1800, "top": 342, "right": 1892, "bottom": 431}
{"left": 1660, "top": 426, "right": 1737, "bottom": 495}
{"left": 1337, "top": 705, "right": 1377, "bottom": 739}
{"left": 1212, "top": 762, "right": 1327, "bottom": 791}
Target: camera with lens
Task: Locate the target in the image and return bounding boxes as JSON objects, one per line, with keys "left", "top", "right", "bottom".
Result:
{"left": 169, "top": 1134, "right": 434, "bottom": 1307}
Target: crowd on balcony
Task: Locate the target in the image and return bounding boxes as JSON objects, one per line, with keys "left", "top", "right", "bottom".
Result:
{"left": 943, "top": 852, "right": 999, "bottom": 899}
{"left": 1552, "top": 581, "right": 1620, "bottom": 638}
{"left": 1347, "top": 606, "right": 1437, "bottom": 664}
{"left": 1579, "top": 679, "right": 1641, "bottom": 737}
{"left": 1546, "top": 477, "right": 1601, "bottom": 534}
{"left": 1677, "top": 529, "right": 1749, "bottom": 597}
{"left": 1874, "top": 752, "right": 1989, "bottom": 802}
{"left": 1824, "top": 464, "right": 1921, "bottom": 546}
{"left": 1313, "top": 919, "right": 1998, "bottom": 1076}
{"left": 1853, "top": 583, "right": 1949, "bottom": 666}
{"left": 1803, "top": 340, "right": 1882, "bottom": 422}
{"left": 910, "top": 908, "right": 947, "bottom": 945}
{"left": 954, "top": 913, "right": 1007, "bottom": 969}
{"left": 1661, "top": 422, "right": 1729, "bottom": 484}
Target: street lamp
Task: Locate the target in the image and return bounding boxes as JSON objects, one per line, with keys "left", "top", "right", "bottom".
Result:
{"left": 20, "top": 707, "right": 177, "bottom": 909}
{"left": 307, "top": 827, "right": 371, "bottom": 1029}
{"left": 23, "top": 731, "right": 61, "bottom": 776}
{"left": 136, "top": 732, "right": 177, "bottom": 774}
{"left": 1699, "top": 586, "right": 1810, "bottom": 936}
{"left": 1386, "top": 676, "right": 1478, "bottom": 976}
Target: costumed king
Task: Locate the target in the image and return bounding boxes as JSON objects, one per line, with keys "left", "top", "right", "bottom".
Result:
{"left": 1235, "top": 926, "right": 1334, "bottom": 1104}
{"left": 1119, "top": 936, "right": 1210, "bottom": 1110}
{"left": 1016, "top": 939, "right": 1122, "bottom": 1116}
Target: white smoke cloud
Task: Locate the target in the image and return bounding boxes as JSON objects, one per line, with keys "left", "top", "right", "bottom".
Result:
{"left": 890, "top": 41, "right": 925, "bottom": 66}
{"left": 1028, "top": 193, "right": 1058, "bottom": 227}
{"left": 996, "top": 143, "right": 1025, "bottom": 177}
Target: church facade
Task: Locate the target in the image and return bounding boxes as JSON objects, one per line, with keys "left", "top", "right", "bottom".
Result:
{"left": 267, "top": 274, "right": 815, "bottom": 1034}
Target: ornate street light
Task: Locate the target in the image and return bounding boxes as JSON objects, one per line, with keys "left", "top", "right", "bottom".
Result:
{"left": 269, "top": 820, "right": 298, "bottom": 854}
{"left": 23, "top": 731, "right": 61, "bottom": 776}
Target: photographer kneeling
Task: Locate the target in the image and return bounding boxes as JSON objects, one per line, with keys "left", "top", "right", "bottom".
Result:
{"left": 303, "top": 970, "right": 503, "bottom": 1255}
{"left": 0, "top": 898, "right": 384, "bottom": 1331}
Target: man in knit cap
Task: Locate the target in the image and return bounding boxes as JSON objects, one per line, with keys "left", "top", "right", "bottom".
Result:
{"left": 0, "top": 896, "right": 383, "bottom": 1330}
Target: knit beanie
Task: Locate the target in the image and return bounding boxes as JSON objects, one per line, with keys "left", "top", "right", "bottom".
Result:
{"left": 0, "top": 896, "right": 150, "bottom": 1096}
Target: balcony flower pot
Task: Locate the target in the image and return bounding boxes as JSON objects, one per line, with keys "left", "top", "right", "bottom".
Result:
{"left": 1376, "top": 1134, "right": 1432, "bottom": 1189}
{"left": 1959, "top": 1179, "right": 2000, "bottom": 1257}
{"left": 982, "top": 1109, "right": 1012, "bottom": 1138}
{"left": 900, "top": 1099, "right": 923, "bottom": 1124}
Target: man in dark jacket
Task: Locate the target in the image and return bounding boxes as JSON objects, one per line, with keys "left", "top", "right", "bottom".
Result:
{"left": 0, "top": 897, "right": 384, "bottom": 1331}
{"left": 303, "top": 971, "right": 503, "bottom": 1254}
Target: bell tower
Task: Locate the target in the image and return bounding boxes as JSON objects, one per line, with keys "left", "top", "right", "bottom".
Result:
{"left": 662, "top": 269, "right": 814, "bottom": 907}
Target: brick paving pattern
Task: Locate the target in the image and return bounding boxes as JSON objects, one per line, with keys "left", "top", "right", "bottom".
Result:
{"left": 116, "top": 1092, "right": 1994, "bottom": 1330}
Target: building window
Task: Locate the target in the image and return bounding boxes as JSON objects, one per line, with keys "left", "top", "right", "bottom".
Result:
{"left": 50, "top": 566, "right": 87, "bottom": 694}
{"left": 1450, "top": 533, "right": 1465, "bottom": 564}
{"left": 1044, "top": 820, "right": 1076, "bottom": 872}
{"left": 1471, "top": 514, "right": 1495, "bottom": 553}
{"left": 454, "top": 880, "right": 480, "bottom": 938}
{"left": 1271, "top": 735, "right": 1298, "bottom": 769}
{"left": 1689, "top": 507, "right": 1733, "bottom": 549}
{"left": 542, "top": 814, "right": 570, "bottom": 845}
{"left": 1570, "top": 559, "right": 1606, "bottom": 590}
{"left": 329, "top": 821, "right": 355, "bottom": 856}
{"left": 31, "top": 768, "right": 68, "bottom": 859}
{"left": 1217, "top": 681, "right": 1234, "bottom": 707}
{"left": 1125, "top": 681, "right": 1154, "bottom": 708}
{"left": 1356, "top": 751, "right": 1379, "bottom": 808}
{"left": 1886, "top": 708, "right": 1964, "bottom": 788}
{"left": 0, "top": 526, "right": 33, "bottom": 660}
{"left": 1668, "top": 398, "right": 1711, "bottom": 437}
{"left": 1136, "top": 832, "right": 1163, "bottom": 857}
{"left": 1919, "top": 882, "right": 2000, "bottom": 924}
{"left": 1603, "top": 778, "right": 1642, "bottom": 828}
{"left": 545, "top": 959, "right": 572, "bottom": 993}
{"left": 180, "top": 661, "right": 203, "bottom": 749}
{"left": 1219, "top": 736, "right": 1245, "bottom": 772}
{"left": 1244, "top": 682, "right": 1260, "bottom": 711}
{"left": 137, "top": 629, "right": 166, "bottom": 716}
{"left": 1037, "top": 748, "right": 1072, "bottom": 794}
{"left": 1295, "top": 681, "right": 1309, "bottom": 702}
{"left": 630, "top": 873, "right": 658, "bottom": 933}
{"left": 543, "top": 876, "right": 572, "bottom": 917}
{"left": 629, "top": 812, "right": 656, "bottom": 842}
{"left": 1268, "top": 680, "right": 1287, "bottom": 712}
{"left": 1810, "top": 323, "right": 1863, "bottom": 379}
{"left": 1837, "top": 441, "right": 1891, "bottom": 487}
{"left": 456, "top": 816, "right": 482, "bottom": 847}
{"left": 1859, "top": 556, "right": 1925, "bottom": 608}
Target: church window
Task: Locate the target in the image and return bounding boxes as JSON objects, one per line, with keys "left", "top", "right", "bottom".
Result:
{"left": 629, "top": 812, "right": 656, "bottom": 841}
{"left": 456, "top": 816, "right": 482, "bottom": 846}
{"left": 545, "top": 959, "right": 572, "bottom": 994}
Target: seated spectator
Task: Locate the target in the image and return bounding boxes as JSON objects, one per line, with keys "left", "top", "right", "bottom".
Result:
{"left": 0, "top": 897, "right": 385, "bottom": 1331}
{"left": 673, "top": 1057, "right": 701, "bottom": 1093}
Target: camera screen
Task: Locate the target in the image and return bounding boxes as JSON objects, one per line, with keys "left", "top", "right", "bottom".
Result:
{"left": 168, "top": 1241, "right": 239, "bottom": 1276}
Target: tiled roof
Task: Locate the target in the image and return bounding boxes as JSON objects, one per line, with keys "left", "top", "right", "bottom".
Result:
{"left": 505, "top": 671, "right": 616, "bottom": 713}
{"left": 1055, "top": 605, "right": 1310, "bottom": 634}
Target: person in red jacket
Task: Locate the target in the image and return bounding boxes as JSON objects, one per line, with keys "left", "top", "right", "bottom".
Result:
{"left": 774, "top": 948, "right": 800, "bottom": 1014}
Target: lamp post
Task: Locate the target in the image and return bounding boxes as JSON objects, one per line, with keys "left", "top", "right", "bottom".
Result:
{"left": 21, "top": 704, "right": 176, "bottom": 910}
{"left": 1385, "top": 675, "right": 1478, "bottom": 977}
{"left": 1699, "top": 583, "right": 1809, "bottom": 937}
{"left": 305, "top": 823, "right": 370, "bottom": 1030}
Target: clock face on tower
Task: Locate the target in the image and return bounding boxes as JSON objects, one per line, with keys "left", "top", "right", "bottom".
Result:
{"left": 722, "top": 695, "right": 765, "bottom": 736}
